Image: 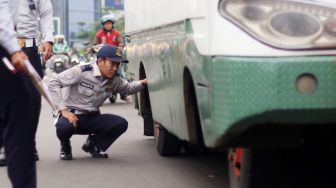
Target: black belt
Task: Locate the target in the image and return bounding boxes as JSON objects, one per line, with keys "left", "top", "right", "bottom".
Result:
{"left": 69, "top": 109, "right": 100, "bottom": 115}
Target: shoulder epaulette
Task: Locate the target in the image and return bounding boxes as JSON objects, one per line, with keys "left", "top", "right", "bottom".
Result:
{"left": 81, "top": 64, "right": 93, "bottom": 72}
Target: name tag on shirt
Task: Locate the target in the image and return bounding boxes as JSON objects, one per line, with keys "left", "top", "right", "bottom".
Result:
{"left": 80, "top": 82, "right": 94, "bottom": 89}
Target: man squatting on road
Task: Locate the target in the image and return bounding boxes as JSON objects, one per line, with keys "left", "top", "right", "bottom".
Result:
{"left": 48, "top": 44, "right": 148, "bottom": 160}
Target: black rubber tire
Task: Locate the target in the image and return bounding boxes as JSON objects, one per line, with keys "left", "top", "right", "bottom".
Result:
{"left": 182, "top": 142, "right": 208, "bottom": 156}
{"left": 228, "top": 148, "right": 284, "bottom": 188}
{"left": 155, "top": 125, "right": 182, "bottom": 156}
{"left": 109, "top": 94, "right": 117, "bottom": 103}
{"left": 133, "top": 93, "right": 139, "bottom": 110}
{"left": 143, "top": 113, "right": 154, "bottom": 136}
{"left": 183, "top": 142, "right": 199, "bottom": 155}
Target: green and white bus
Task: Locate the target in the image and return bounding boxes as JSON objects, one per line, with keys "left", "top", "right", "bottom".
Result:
{"left": 125, "top": 0, "right": 336, "bottom": 187}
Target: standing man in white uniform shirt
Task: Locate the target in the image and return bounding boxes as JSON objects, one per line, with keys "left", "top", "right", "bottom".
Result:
{"left": 0, "top": 0, "right": 54, "bottom": 166}
{"left": 0, "top": 0, "right": 39, "bottom": 187}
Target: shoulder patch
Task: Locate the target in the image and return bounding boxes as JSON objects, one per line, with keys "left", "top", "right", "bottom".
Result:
{"left": 81, "top": 64, "right": 93, "bottom": 72}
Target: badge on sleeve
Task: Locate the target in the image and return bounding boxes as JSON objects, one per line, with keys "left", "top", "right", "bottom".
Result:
{"left": 81, "top": 64, "right": 93, "bottom": 72}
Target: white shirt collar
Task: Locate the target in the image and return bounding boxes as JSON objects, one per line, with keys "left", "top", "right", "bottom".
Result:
{"left": 93, "top": 63, "right": 102, "bottom": 77}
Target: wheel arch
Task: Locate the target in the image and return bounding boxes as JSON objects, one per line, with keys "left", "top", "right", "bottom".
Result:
{"left": 139, "top": 61, "right": 154, "bottom": 136}
{"left": 183, "top": 67, "right": 205, "bottom": 146}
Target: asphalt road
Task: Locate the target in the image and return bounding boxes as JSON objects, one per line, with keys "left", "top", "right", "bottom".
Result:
{"left": 0, "top": 97, "right": 228, "bottom": 188}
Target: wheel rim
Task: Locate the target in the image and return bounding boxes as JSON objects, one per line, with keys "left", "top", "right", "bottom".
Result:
{"left": 228, "top": 148, "right": 243, "bottom": 180}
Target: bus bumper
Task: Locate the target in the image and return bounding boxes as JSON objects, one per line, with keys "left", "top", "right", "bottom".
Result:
{"left": 208, "top": 56, "right": 336, "bottom": 147}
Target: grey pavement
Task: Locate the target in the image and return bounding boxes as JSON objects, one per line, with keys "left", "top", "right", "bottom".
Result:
{"left": 0, "top": 96, "right": 228, "bottom": 188}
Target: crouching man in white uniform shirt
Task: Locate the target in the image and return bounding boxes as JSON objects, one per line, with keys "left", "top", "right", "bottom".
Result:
{"left": 48, "top": 45, "right": 147, "bottom": 160}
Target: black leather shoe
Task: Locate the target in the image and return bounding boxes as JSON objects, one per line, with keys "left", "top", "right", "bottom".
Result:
{"left": 82, "top": 135, "right": 94, "bottom": 152}
{"left": 0, "top": 147, "right": 6, "bottom": 166}
{"left": 82, "top": 137, "right": 108, "bottom": 158}
{"left": 60, "top": 148, "right": 73, "bottom": 160}
{"left": 60, "top": 141, "right": 72, "bottom": 160}
{"left": 85, "top": 146, "right": 108, "bottom": 158}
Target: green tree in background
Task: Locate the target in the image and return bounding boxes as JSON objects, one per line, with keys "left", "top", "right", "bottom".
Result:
{"left": 114, "top": 15, "right": 125, "bottom": 35}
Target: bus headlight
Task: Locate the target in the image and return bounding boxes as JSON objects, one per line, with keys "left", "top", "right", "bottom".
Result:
{"left": 324, "top": 19, "right": 336, "bottom": 38}
{"left": 241, "top": 6, "right": 267, "bottom": 21}
{"left": 268, "top": 11, "right": 322, "bottom": 38}
{"left": 219, "top": 0, "right": 336, "bottom": 50}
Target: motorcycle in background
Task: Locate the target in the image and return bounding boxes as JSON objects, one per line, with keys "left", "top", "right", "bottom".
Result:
{"left": 70, "top": 54, "right": 80, "bottom": 67}
{"left": 52, "top": 52, "right": 70, "bottom": 74}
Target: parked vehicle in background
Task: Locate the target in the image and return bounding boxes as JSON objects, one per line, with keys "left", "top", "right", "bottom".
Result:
{"left": 125, "top": 0, "right": 336, "bottom": 187}
{"left": 51, "top": 35, "right": 71, "bottom": 73}
{"left": 52, "top": 52, "right": 70, "bottom": 74}
{"left": 70, "top": 54, "right": 80, "bottom": 67}
{"left": 79, "top": 55, "right": 87, "bottom": 65}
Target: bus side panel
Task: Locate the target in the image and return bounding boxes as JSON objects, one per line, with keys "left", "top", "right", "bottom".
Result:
{"left": 127, "top": 24, "right": 191, "bottom": 141}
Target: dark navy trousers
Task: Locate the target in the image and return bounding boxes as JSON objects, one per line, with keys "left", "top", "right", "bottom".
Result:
{"left": 0, "top": 46, "right": 42, "bottom": 148}
{"left": 56, "top": 113, "right": 128, "bottom": 152}
{"left": 22, "top": 46, "right": 43, "bottom": 150}
{"left": 0, "top": 99, "right": 36, "bottom": 188}
{"left": 0, "top": 45, "right": 37, "bottom": 188}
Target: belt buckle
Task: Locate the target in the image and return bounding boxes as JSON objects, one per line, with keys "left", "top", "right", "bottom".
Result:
{"left": 74, "top": 110, "right": 83, "bottom": 115}
{"left": 18, "top": 39, "right": 26, "bottom": 48}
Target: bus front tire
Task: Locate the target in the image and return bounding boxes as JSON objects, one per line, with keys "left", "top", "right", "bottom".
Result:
{"left": 143, "top": 113, "right": 154, "bottom": 136}
{"left": 155, "top": 125, "right": 182, "bottom": 156}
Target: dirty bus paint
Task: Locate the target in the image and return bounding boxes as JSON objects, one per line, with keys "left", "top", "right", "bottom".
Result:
{"left": 125, "top": 0, "right": 336, "bottom": 187}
